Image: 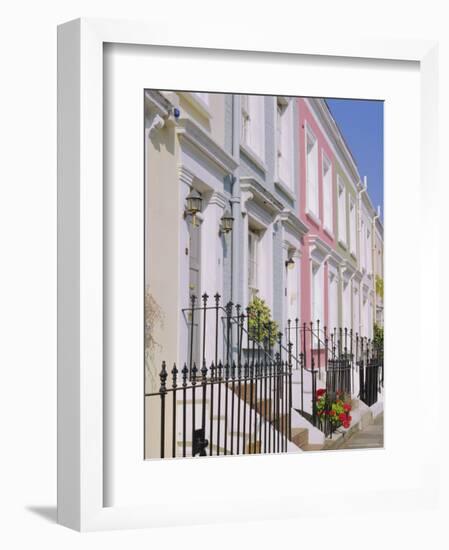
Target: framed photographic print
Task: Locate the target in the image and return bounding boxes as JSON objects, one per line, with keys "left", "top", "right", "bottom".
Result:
{"left": 143, "top": 90, "right": 384, "bottom": 461}
{"left": 58, "top": 18, "right": 442, "bottom": 531}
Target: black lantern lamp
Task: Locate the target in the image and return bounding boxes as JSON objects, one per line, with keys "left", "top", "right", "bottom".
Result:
{"left": 285, "top": 257, "right": 295, "bottom": 270}
{"left": 185, "top": 188, "right": 203, "bottom": 226}
{"left": 220, "top": 208, "right": 234, "bottom": 235}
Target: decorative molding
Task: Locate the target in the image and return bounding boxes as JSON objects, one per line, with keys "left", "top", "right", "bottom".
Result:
{"left": 144, "top": 90, "right": 173, "bottom": 118}
{"left": 309, "top": 234, "right": 341, "bottom": 265}
{"left": 240, "top": 177, "right": 284, "bottom": 216}
{"left": 147, "top": 113, "right": 165, "bottom": 137}
{"left": 340, "top": 259, "right": 357, "bottom": 282}
{"left": 207, "top": 190, "right": 228, "bottom": 209}
{"left": 279, "top": 208, "right": 309, "bottom": 240}
{"left": 176, "top": 117, "right": 238, "bottom": 175}
{"left": 246, "top": 199, "right": 275, "bottom": 229}
{"left": 177, "top": 165, "right": 195, "bottom": 187}
{"left": 240, "top": 190, "right": 254, "bottom": 215}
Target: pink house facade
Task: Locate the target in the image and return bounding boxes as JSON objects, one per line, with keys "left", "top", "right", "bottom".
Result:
{"left": 297, "top": 98, "right": 341, "bottom": 336}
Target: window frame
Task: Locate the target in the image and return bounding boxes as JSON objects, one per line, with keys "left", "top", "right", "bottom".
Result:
{"left": 241, "top": 94, "right": 266, "bottom": 165}
{"left": 276, "top": 97, "right": 294, "bottom": 190}
{"left": 337, "top": 175, "right": 347, "bottom": 247}
{"left": 322, "top": 152, "right": 333, "bottom": 235}
{"left": 311, "top": 261, "right": 324, "bottom": 324}
{"left": 248, "top": 228, "right": 259, "bottom": 298}
{"left": 305, "top": 124, "right": 319, "bottom": 220}
{"left": 349, "top": 196, "right": 357, "bottom": 257}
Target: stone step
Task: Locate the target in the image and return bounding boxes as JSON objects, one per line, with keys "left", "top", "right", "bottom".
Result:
{"left": 301, "top": 443, "right": 325, "bottom": 452}
{"left": 291, "top": 427, "right": 308, "bottom": 448}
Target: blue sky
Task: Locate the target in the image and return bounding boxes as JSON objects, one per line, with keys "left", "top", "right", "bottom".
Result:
{"left": 325, "top": 99, "right": 384, "bottom": 220}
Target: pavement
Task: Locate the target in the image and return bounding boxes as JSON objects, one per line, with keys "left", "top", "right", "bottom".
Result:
{"left": 339, "top": 412, "right": 384, "bottom": 449}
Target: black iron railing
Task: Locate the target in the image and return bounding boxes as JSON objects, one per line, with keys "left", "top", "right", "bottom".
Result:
{"left": 147, "top": 293, "right": 384, "bottom": 456}
{"left": 145, "top": 355, "right": 292, "bottom": 459}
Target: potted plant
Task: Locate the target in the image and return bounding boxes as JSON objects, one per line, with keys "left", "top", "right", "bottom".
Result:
{"left": 315, "top": 388, "right": 352, "bottom": 430}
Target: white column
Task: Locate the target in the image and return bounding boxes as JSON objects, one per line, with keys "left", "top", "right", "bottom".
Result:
{"left": 178, "top": 166, "right": 195, "bottom": 366}
{"left": 259, "top": 223, "right": 274, "bottom": 310}
{"left": 241, "top": 190, "right": 253, "bottom": 309}
{"left": 200, "top": 191, "right": 226, "bottom": 364}
{"left": 200, "top": 191, "right": 226, "bottom": 299}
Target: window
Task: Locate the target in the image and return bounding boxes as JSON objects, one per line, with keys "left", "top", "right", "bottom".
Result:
{"left": 361, "top": 219, "right": 366, "bottom": 270}
{"left": 312, "top": 263, "right": 323, "bottom": 323}
{"left": 353, "top": 286, "right": 360, "bottom": 334}
{"left": 349, "top": 198, "right": 356, "bottom": 255}
{"left": 276, "top": 98, "right": 293, "bottom": 188}
{"left": 323, "top": 154, "right": 333, "bottom": 232}
{"left": 361, "top": 296, "right": 367, "bottom": 336}
{"left": 241, "top": 95, "right": 265, "bottom": 161}
{"left": 248, "top": 230, "right": 259, "bottom": 299}
{"left": 366, "top": 227, "right": 372, "bottom": 274}
{"left": 342, "top": 281, "right": 351, "bottom": 330}
{"left": 338, "top": 177, "right": 347, "bottom": 245}
{"left": 328, "top": 272, "right": 338, "bottom": 331}
{"left": 285, "top": 249, "right": 299, "bottom": 323}
{"left": 306, "top": 128, "right": 319, "bottom": 217}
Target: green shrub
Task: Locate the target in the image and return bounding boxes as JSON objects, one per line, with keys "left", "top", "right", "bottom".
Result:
{"left": 373, "top": 323, "right": 384, "bottom": 351}
{"left": 247, "top": 296, "right": 279, "bottom": 348}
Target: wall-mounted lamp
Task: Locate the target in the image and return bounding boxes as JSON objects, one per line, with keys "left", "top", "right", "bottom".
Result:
{"left": 285, "top": 257, "right": 295, "bottom": 270}
{"left": 185, "top": 188, "right": 203, "bottom": 226}
{"left": 220, "top": 208, "right": 234, "bottom": 235}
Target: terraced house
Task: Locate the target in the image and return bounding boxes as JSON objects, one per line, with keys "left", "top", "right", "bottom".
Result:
{"left": 144, "top": 90, "right": 384, "bottom": 459}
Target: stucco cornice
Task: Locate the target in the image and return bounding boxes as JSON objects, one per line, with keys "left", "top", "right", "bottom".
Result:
{"left": 207, "top": 190, "right": 228, "bottom": 209}
{"left": 176, "top": 118, "right": 238, "bottom": 175}
{"left": 240, "top": 177, "right": 284, "bottom": 216}
{"left": 279, "top": 209, "right": 309, "bottom": 240}
{"left": 308, "top": 235, "right": 341, "bottom": 266}
{"left": 144, "top": 90, "right": 172, "bottom": 118}
{"left": 340, "top": 259, "right": 357, "bottom": 282}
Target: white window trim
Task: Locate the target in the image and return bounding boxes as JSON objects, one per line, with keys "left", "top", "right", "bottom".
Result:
{"left": 276, "top": 97, "right": 294, "bottom": 191}
{"left": 349, "top": 197, "right": 357, "bottom": 257}
{"left": 361, "top": 219, "right": 366, "bottom": 272}
{"left": 248, "top": 229, "right": 259, "bottom": 298}
{"left": 337, "top": 176, "right": 347, "bottom": 248}
{"left": 240, "top": 95, "right": 266, "bottom": 168}
{"left": 305, "top": 123, "right": 319, "bottom": 221}
{"left": 366, "top": 227, "right": 372, "bottom": 277}
{"left": 328, "top": 271, "right": 338, "bottom": 331}
{"left": 311, "top": 260, "right": 324, "bottom": 325}
{"left": 322, "top": 152, "right": 333, "bottom": 237}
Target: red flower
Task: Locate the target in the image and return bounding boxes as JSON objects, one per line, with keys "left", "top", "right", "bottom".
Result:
{"left": 343, "top": 403, "right": 351, "bottom": 412}
{"left": 339, "top": 413, "right": 346, "bottom": 422}
{"left": 330, "top": 410, "right": 336, "bottom": 416}
{"left": 316, "top": 388, "right": 326, "bottom": 398}
{"left": 348, "top": 415, "right": 352, "bottom": 422}
{"left": 343, "top": 421, "right": 350, "bottom": 429}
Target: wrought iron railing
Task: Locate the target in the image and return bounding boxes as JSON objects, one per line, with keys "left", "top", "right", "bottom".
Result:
{"left": 145, "top": 356, "right": 292, "bottom": 459}
{"left": 147, "top": 292, "right": 384, "bottom": 457}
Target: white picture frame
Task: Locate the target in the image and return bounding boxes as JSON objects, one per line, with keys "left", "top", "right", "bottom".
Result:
{"left": 57, "top": 17, "right": 442, "bottom": 531}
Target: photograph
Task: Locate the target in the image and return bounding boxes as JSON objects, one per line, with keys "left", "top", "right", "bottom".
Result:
{"left": 144, "top": 90, "right": 384, "bottom": 459}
